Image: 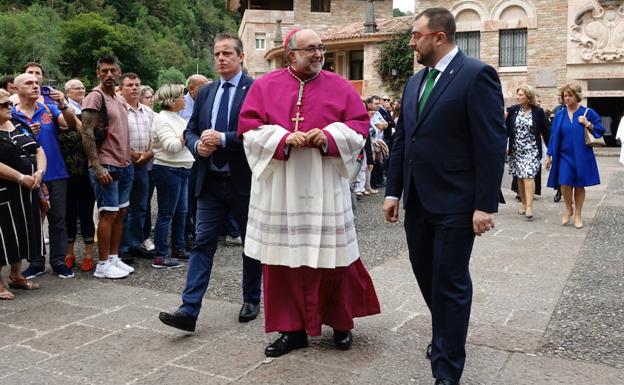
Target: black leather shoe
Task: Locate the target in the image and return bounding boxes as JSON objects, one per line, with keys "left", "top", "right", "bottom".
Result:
{"left": 238, "top": 302, "right": 259, "bottom": 323}
{"left": 172, "top": 249, "right": 190, "bottom": 260}
{"left": 264, "top": 332, "right": 308, "bottom": 357}
{"left": 434, "top": 379, "right": 459, "bottom": 385}
{"left": 158, "top": 310, "right": 196, "bottom": 332}
{"left": 333, "top": 329, "right": 353, "bottom": 350}
{"left": 121, "top": 252, "right": 135, "bottom": 265}
{"left": 426, "top": 343, "right": 432, "bottom": 359}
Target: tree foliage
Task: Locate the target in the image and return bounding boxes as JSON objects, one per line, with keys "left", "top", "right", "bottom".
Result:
{"left": 0, "top": 1, "right": 240, "bottom": 87}
{"left": 375, "top": 30, "right": 414, "bottom": 98}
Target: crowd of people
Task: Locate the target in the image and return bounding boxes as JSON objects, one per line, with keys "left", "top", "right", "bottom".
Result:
{"left": 0, "top": 6, "right": 618, "bottom": 385}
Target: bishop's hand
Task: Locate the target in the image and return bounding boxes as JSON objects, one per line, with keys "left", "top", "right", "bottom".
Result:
{"left": 305, "top": 128, "right": 327, "bottom": 147}
{"left": 285, "top": 131, "right": 307, "bottom": 148}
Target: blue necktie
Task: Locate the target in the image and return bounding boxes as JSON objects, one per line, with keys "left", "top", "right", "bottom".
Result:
{"left": 213, "top": 82, "right": 234, "bottom": 168}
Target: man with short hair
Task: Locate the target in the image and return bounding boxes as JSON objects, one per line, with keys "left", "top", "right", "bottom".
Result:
{"left": 12, "top": 73, "right": 78, "bottom": 279}
{"left": 384, "top": 8, "right": 506, "bottom": 385}
{"left": 119, "top": 72, "right": 155, "bottom": 264}
{"left": 64, "top": 79, "right": 86, "bottom": 115}
{"left": 80, "top": 54, "right": 135, "bottom": 279}
{"left": 179, "top": 74, "right": 210, "bottom": 121}
{"left": 159, "top": 33, "right": 262, "bottom": 332}
{"left": 237, "top": 28, "right": 380, "bottom": 357}
{"left": 0, "top": 75, "right": 17, "bottom": 95}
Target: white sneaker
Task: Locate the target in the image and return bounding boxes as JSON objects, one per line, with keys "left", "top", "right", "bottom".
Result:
{"left": 225, "top": 235, "right": 242, "bottom": 245}
{"left": 142, "top": 238, "right": 155, "bottom": 251}
{"left": 111, "top": 257, "right": 135, "bottom": 274}
{"left": 94, "top": 262, "right": 129, "bottom": 279}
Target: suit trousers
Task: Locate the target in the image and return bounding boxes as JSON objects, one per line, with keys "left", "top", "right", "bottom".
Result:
{"left": 403, "top": 183, "right": 475, "bottom": 382}
{"left": 180, "top": 172, "right": 262, "bottom": 319}
{"left": 31, "top": 178, "right": 68, "bottom": 268}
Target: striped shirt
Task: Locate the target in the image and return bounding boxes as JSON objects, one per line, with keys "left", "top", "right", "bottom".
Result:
{"left": 126, "top": 102, "right": 154, "bottom": 152}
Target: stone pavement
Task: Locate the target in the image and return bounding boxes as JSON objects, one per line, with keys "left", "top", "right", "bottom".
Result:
{"left": 1, "top": 156, "right": 623, "bottom": 385}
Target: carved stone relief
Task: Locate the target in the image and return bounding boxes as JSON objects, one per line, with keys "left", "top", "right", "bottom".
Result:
{"left": 571, "top": 0, "right": 624, "bottom": 61}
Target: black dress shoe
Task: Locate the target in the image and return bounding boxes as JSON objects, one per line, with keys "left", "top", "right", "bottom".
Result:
{"left": 172, "top": 249, "right": 190, "bottom": 260}
{"left": 238, "top": 302, "right": 259, "bottom": 323}
{"left": 434, "top": 379, "right": 459, "bottom": 385}
{"left": 333, "top": 329, "right": 353, "bottom": 350}
{"left": 121, "top": 252, "right": 135, "bottom": 265}
{"left": 158, "top": 310, "right": 196, "bottom": 332}
{"left": 426, "top": 343, "right": 432, "bottom": 359}
{"left": 265, "top": 332, "right": 308, "bottom": 357}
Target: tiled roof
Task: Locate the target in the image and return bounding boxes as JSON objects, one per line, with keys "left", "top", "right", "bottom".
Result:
{"left": 320, "top": 16, "right": 413, "bottom": 41}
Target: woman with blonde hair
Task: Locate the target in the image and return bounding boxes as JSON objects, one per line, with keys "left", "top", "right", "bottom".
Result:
{"left": 150, "top": 84, "right": 195, "bottom": 268}
{"left": 546, "top": 83, "right": 604, "bottom": 228}
{"left": 506, "top": 85, "right": 549, "bottom": 220}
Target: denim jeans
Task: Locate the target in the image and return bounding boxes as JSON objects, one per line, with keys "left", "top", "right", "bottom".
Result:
{"left": 152, "top": 164, "right": 191, "bottom": 257}
{"left": 120, "top": 165, "right": 150, "bottom": 253}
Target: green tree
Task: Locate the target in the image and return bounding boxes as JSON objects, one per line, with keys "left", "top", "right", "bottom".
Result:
{"left": 375, "top": 30, "right": 414, "bottom": 98}
{"left": 393, "top": 8, "right": 413, "bottom": 17}
{"left": 156, "top": 67, "right": 185, "bottom": 88}
{"left": 0, "top": 4, "right": 63, "bottom": 81}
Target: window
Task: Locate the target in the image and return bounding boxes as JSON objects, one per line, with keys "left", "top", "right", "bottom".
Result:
{"left": 311, "top": 0, "right": 330, "bottom": 12}
{"left": 456, "top": 31, "right": 480, "bottom": 59}
{"left": 499, "top": 29, "right": 527, "bottom": 67}
{"left": 349, "top": 50, "right": 363, "bottom": 80}
{"left": 255, "top": 33, "right": 266, "bottom": 50}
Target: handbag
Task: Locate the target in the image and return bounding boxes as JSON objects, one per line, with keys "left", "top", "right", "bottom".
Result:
{"left": 582, "top": 107, "right": 605, "bottom": 147}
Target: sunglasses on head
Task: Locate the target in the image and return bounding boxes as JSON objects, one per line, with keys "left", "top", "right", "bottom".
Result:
{"left": 0, "top": 101, "right": 13, "bottom": 109}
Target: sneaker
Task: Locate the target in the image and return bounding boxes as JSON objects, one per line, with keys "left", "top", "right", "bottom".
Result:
{"left": 52, "top": 265, "right": 75, "bottom": 279}
{"left": 142, "top": 238, "right": 155, "bottom": 251}
{"left": 172, "top": 249, "right": 190, "bottom": 260}
{"left": 22, "top": 265, "right": 46, "bottom": 280}
{"left": 94, "top": 261, "right": 129, "bottom": 279}
{"left": 151, "top": 256, "right": 183, "bottom": 269}
{"left": 64, "top": 255, "right": 76, "bottom": 269}
{"left": 80, "top": 257, "right": 95, "bottom": 272}
{"left": 225, "top": 235, "right": 242, "bottom": 246}
{"left": 111, "top": 257, "right": 135, "bottom": 274}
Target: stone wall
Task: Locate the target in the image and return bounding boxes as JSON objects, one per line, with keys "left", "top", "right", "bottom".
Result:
{"left": 293, "top": 0, "right": 393, "bottom": 30}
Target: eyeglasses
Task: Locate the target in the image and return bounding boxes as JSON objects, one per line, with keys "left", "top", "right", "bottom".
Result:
{"left": 291, "top": 45, "right": 326, "bottom": 54}
{"left": 411, "top": 31, "right": 444, "bottom": 40}
{"left": 0, "top": 101, "right": 13, "bottom": 109}
{"left": 382, "top": 99, "right": 390, "bottom": 102}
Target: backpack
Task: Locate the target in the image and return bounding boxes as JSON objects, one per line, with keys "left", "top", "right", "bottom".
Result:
{"left": 86, "top": 89, "right": 109, "bottom": 147}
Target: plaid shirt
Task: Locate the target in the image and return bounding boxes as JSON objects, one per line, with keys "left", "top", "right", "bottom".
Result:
{"left": 126, "top": 102, "right": 154, "bottom": 152}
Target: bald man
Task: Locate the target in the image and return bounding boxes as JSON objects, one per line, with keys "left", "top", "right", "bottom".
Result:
{"left": 179, "top": 74, "right": 211, "bottom": 121}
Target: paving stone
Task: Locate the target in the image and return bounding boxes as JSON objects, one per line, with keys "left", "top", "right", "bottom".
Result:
{"left": 234, "top": 355, "right": 356, "bottom": 385}
{"left": 0, "top": 345, "right": 50, "bottom": 378}
{"left": 0, "top": 300, "right": 100, "bottom": 333}
{"left": 39, "top": 327, "right": 205, "bottom": 385}
{"left": 495, "top": 353, "right": 623, "bottom": 384}
{"left": 81, "top": 304, "right": 158, "bottom": 331}
{"left": 133, "top": 365, "right": 230, "bottom": 385}
{"left": 1, "top": 368, "right": 90, "bottom": 385}
{"left": 23, "top": 324, "right": 111, "bottom": 354}
{"left": 173, "top": 336, "right": 268, "bottom": 379}
{"left": 468, "top": 322, "right": 543, "bottom": 353}
{"left": 0, "top": 324, "right": 36, "bottom": 348}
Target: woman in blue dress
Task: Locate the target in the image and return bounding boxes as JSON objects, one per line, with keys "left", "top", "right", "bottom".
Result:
{"left": 546, "top": 84, "right": 604, "bottom": 229}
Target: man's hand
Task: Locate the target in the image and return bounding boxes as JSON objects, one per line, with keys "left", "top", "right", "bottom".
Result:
{"left": 305, "top": 128, "right": 327, "bottom": 147}
{"left": 130, "top": 150, "right": 141, "bottom": 163}
{"left": 29, "top": 122, "right": 41, "bottom": 136}
{"left": 473, "top": 210, "right": 495, "bottom": 236}
{"left": 48, "top": 88, "right": 65, "bottom": 103}
{"left": 367, "top": 164, "right": 374, "bottom": 171}
{"left": 94, "top": 165, "right": 113, "bottom": 185}
{"left": 383, "top": 198, "right": 399, "bottom": 223}
{"left": 285, "top": 132, "right": 307, "bottom": 148}
{"left": 201, "top": 129, "right": 222, "bottom": 147}
{"left": 135, "top": 150, "right": 153, "bottom": 167}
{"left": 197, "top": 141, "right": 216, "bottom": 157}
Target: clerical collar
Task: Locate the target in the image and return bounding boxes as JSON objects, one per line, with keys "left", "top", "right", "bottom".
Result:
{"left": 287, "top": 66, "right": 320, "bottom": 82}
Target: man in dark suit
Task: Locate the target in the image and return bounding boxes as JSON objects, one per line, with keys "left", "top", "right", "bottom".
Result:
{"left": 383, "top": 8, "right": 506, "bottom": 385}
{"left": 159, "top": 33, "right": 262, "bottom": 332}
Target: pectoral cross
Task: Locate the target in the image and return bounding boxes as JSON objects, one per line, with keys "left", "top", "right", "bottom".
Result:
{"left": 291, "top": 108, "right": 304, "bottom": 132}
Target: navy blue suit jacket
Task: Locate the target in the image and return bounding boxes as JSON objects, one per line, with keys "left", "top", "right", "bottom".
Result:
{"left": 184, "top": 72, "right": 254, "bottom": 197}
{"left": 385, "top": 50, "right": 507, "bottom": 214}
